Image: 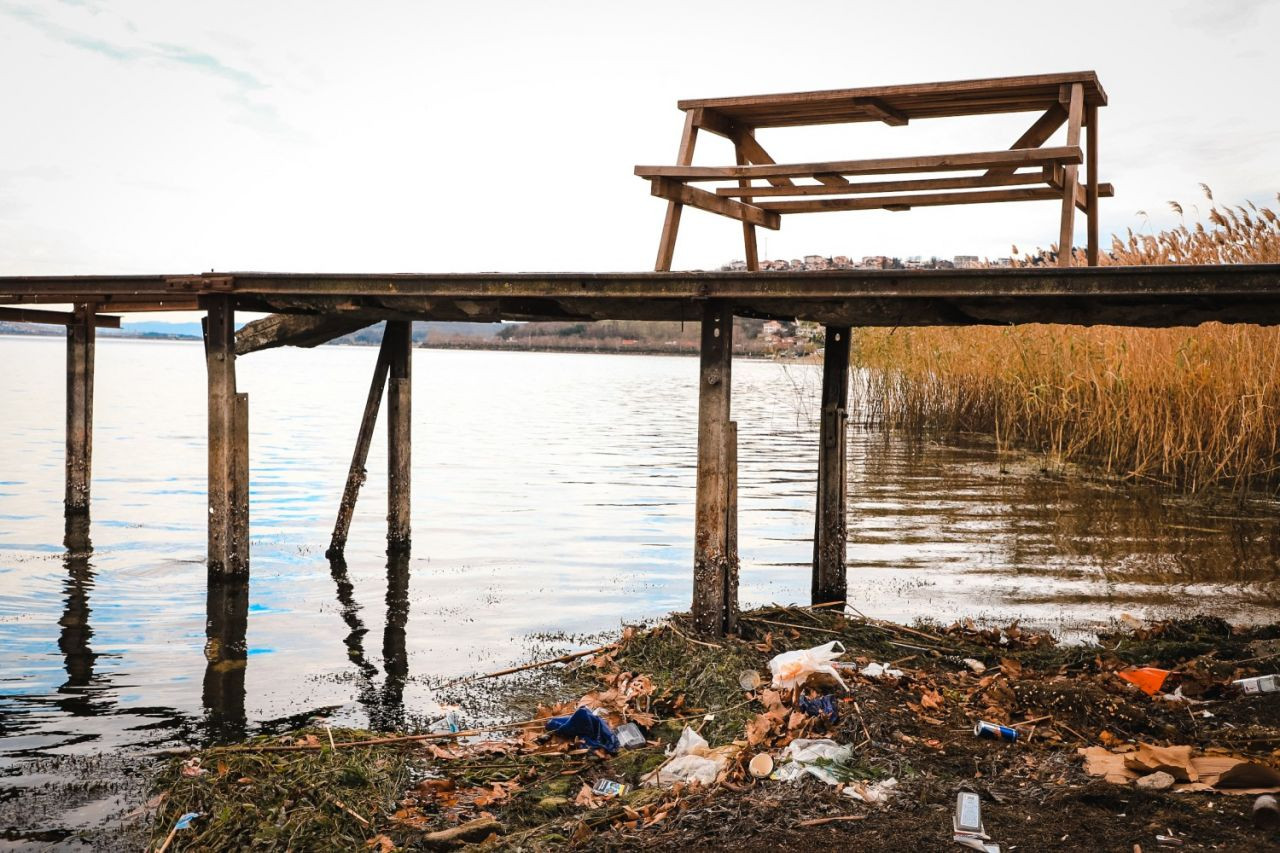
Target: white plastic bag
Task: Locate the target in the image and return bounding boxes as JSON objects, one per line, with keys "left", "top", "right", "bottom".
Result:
{"left": 774, "top": 738, "right": 853, "bottom": 784}
{"left": 769, "top": 641, "right": 848, "bottom": 689}
{"left": 668, "top": 726, "right": 709, "bottom": 757}
{"left": 655, "top": 754, "right": 720, "bottom": 786}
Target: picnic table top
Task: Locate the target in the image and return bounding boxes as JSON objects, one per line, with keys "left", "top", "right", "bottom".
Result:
{"left": 677, "top": 71, "right": 1108, "bottom": 128}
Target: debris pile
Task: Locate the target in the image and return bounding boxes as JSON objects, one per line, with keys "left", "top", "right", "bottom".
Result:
{"left": 148, "top": 607, "right": 1280, "bottom": 850}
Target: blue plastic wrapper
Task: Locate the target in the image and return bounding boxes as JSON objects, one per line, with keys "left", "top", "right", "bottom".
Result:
{"left": 798, "top": 693, "right": 840, "bottom": 724}
{"left": 545, "top": 706, "right": 620, "bottom": 753}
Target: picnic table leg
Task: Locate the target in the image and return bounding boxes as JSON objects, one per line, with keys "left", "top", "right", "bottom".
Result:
{"left": 734, "top": 140, "right": 759, "bottom": 271}
{"left": 655, "top": 111, "right": 699, "bottom": 272}
{"left": 1057, "top": 83, "right": 1084, "bottom": 268}
{"left": 1086, "top": 104, "right": 1099, "bottom": 266}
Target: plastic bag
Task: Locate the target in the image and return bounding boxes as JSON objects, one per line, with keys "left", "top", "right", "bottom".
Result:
{"left": 655, "top": 754, "right": 720, "bottom": 786}
{"left": 668, "top": 726, "right": 709, "bottom": 757}
{"left": 774, "top": 738, "right": 853, "bottom": 784}
{"left": 769, "top": 641, "right": 848, "bottom": 689}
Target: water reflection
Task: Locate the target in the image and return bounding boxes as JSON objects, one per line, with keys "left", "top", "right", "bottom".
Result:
{"left": 372, "top": 551, "right": 411, "bottom": 731}
{"left": 57, "top": 515, "right": 98, "bottom": 717}
{"left": 202, "top": 576, "right": 248, "bottom": 741}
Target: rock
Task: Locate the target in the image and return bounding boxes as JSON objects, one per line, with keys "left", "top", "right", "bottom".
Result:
{"left": 963, "top": 658, "right": 986, "bottom": 675}
{"left": 536, "top": 796, "right": 569, "bottom": 815}
{"left": 1136, "top": 771, "right": 1175, "bottom": 791}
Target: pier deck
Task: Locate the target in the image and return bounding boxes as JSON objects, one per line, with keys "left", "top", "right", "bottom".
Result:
{"left": 4, "top": 263, "right": 1280, "bottom": 639}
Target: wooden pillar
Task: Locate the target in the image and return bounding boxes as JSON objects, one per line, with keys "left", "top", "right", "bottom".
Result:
{"left": 1085, "top": 104, "right": 1100, "bottom": 266}
{"left": 385, "top": 321, "right": 412, "bottom": 553}
{"left": 692, "top": 302, "right": 738, "bottom": 636}
{"left": 654, "top": 111, "right": 700, "bottom": 272}
{"left": 64, "top": 303, "right": 95, "bottom": 516}
{"left": 813, "top": 326, "right": 851, "bottom": 604}
{"left": 734, "top": 138, "right": 760, "bottom": 272}
{"left": 1057, "top": 83, "right": 1084, "bottom": 268}
{"left": 204, "top": 295, "right": 248, "bottom": 576}
{"left": 326, "top": 333, "right": 396, "bottom": 558}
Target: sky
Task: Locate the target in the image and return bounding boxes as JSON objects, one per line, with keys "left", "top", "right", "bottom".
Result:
{"left": 1, "top": 0, "right": 1277, "bottom": 282}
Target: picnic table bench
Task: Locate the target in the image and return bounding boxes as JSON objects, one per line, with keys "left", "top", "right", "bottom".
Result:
{"left": 636, "top": 71, "right": 1112, "bottom": 270}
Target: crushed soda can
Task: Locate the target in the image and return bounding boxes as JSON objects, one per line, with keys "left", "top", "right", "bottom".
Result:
{"left": 974, "top": 721, "right": 1018, "bottom": 742}
{"left": 615, "top": 722, "right": 646, "bottom": 750}
{"left": 591, "top": 779, "right": 629, "bottom": 798}
{"left": 1234, "top": 674, "right": 1280, "bottom": 695}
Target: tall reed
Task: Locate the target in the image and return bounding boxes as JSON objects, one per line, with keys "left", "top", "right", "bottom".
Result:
{"left": 852, "top": 187, "right": 1280, "bottom": 494}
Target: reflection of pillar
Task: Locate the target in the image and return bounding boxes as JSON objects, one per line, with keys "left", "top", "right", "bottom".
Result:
{"left": 327, "top": 556, "right": 378, "bottom": 679}
{"left": 373, "top": 550, "right": 411, "bottom": 731}
{"left": 58, "top": 515, "right": 97, "bottom": 713}
{"left": 202, "top": 576, "right": 248, "bottom": 740}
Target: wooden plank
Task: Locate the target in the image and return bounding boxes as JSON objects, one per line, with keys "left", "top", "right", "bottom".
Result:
{"left": 326, "top": 333, "right": 395, "bottom": 558}
{"left": 1086, "top": 104, "right": 1100, "bottom": 266}
{"left": 1045, "top": 166, "right": 1114, "bottom": 210}
{"left": 734, "top": 133, "right": 797, "bottom": 188}
{"left": 635, "top": 145, "right": 1083, "bottom": 181}
{"left": 984, "top": 104, "right": 1067, "bottom": 177}
{"left": 757, "top": 186, "right": 1061, "bottom": 213}
{"left": 734, "top": 142, "right": 760, "bottom": 271}
{"left": 813, "top": 326, "right": 850, "bottom": 604}
{"left": 1058, "top": 83, "right": 1084, "bottom": 267}
{"left": 692, "top": 302, "right": 735, "bottom": 636}
{"left": 230, "top": 393, "right": 249, "bottom": 575}
{"left": 64, "top": 304, "right": 95, "bottom": 516}
{"left": 386, "top": 321, "right": 412, "bottom": 553}
{"left": 654, "top": 110, "right": 699, "bottom": 272}
{"left": 717, "top": 172, "right": 1046, "bottom": 198}
{"left": 0, "top": 306, "right": 119, "bottom": 328}
{"left": 649, "top": 177, "right": 782, "bottom": 229}
{"left": 724, "top": 420, "right": 738, "bottom": 633}
{"left": 203, "top": 295, "right": 240, "bottom": 575}
{"left": 236, "top": 313, "right": 371, "bottom": 355}
{"left": 854, "top": 97, "right": 908, "bottom": 125}
{"left": 677, "top": 71, "right": 1108, "bottom": 113}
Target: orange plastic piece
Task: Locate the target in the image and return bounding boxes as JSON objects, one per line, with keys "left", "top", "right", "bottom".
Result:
{"left": 1117, "top": 667, "right": 1172, "bottom": 696}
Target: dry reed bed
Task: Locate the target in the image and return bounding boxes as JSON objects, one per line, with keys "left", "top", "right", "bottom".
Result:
{"left": 852, "top": 188, "right": 1280, "bottom": 494}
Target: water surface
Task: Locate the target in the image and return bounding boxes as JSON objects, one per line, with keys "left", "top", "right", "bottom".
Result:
{"left": 2, "top": 335, "right": 1279, "bottom": 771}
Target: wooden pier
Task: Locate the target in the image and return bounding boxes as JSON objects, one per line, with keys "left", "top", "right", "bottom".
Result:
{"left": 4, "top": 264, "right": 1280, "bottom": 638}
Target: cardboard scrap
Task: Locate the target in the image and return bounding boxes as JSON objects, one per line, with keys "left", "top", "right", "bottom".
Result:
{"left": 1079, "top": 744, "right": 1280, "bottom": 795}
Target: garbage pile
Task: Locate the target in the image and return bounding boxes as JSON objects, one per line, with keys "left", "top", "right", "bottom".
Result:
{"left": 147, "top": 607, "right": 1280, "bottom": 851}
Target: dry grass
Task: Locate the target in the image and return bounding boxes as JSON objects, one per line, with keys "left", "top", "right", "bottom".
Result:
{"left": 853, "top": 187, "right": 1280, "bottom": 494}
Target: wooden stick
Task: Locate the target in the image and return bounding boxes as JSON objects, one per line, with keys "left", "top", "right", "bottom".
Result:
{"left": 447, "top": 642, "right": 619, "bottom": 686}
{"left": 797, "top": 815, "right": 867, "bottom": 827}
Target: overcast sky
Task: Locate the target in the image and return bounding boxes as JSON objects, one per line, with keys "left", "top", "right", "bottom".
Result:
{"left": 1, "top": 0, "right": 1276, "bottom": 279}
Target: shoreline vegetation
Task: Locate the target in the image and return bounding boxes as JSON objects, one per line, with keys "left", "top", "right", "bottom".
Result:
{"left": 143, "top": 606, "right": 1280, "bottom": 851}
{"left": 855, "top": 188, "right": 1280, "bottom": 497}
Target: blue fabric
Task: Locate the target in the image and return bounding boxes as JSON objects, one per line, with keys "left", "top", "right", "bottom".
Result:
{"left": 799, "top": 694, "right": 839, "bottom": 724}
{"left": 545, "top": 706, "right": 620, "bottom": 753}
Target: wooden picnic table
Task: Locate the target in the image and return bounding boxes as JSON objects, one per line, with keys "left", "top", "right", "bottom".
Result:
{"left": 637, "top": 71, "right": 1111, "bottom": 271}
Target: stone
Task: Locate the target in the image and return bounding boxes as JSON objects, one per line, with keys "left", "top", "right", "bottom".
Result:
{"left": 1136, "top": 771, "right": 1175, "bottom": 791}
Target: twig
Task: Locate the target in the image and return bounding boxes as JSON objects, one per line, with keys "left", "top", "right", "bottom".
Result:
{"left": 797, "top": 815, "right": 866, "bottom": 827}
{"left": 740, "top": 616, "right": 844, "bottom": 636}
{"left": 1055, "top": 721, "right": 1089, "bottom": 743}
{"left": 444, "top": 643, "right": 619, "bottom": 687}
{"left": 328, "top": 795, "right": 369, "bottom": 826}
{"left": 1011, "top": 715, "right": 1052, "bottom": 728}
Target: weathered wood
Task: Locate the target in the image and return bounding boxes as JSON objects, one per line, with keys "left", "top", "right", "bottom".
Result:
{"left": 725, "top": 420, "right": 738, "bottom": 633}
{"left": 236, "top": 313, "right": 371, "bottom": 355}
{"left": 326, "top": 332, "right": 396, "bottom": 557}
{"left": 654, "top": 110, "right": 699, "bottom": 272}
{"left": 984, "top": 104, "right": 1067, "bottom": 177}
{"left": 1, "top": 306, "right": 119, "bottom": 328}
{"left": 385, "top": 321, "right": 412, "bottom": 553}
{"left": 759, "top": 186, "right": 1062, "bottom": 213}
{"left": 733, "top": 133, "right": 797, "bottom": 188}
{"left": 64, "top": 304, "right": 95, "bottom": 516}
{"left": 692, "top": 302, "right": 735, "bottom": 636}
{"left": 636, "top": 145, "right": 1083, "bottom": 181}
{"left": 813, "top": 326, "right": 851, "bottom": 604}
{"left": 1058, "top": 83, "right": 1084, "bottom": 267}
{"left": 717, "top": 171, "right": 1045, "bottom": 198}
{"left": 231, "top": 393, "right": 249, "bottom": 573}
{"left": 203, "top": 295, "right": 246, "bottom": 576}
{"left": 1086, "top": 104, "right": 1099, "bottom": 266}
{"left": 734, "top": 141, "right": 760, "bottom": 271}
{"left": 648, "top": 177, "right": 781, "bottom": 229}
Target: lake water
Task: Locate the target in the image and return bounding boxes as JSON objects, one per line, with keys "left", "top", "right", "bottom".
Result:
{"left": 2, "top": 334, "right": 1280, "bottom": 774}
